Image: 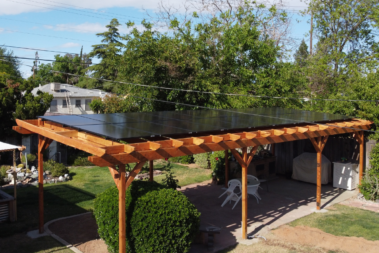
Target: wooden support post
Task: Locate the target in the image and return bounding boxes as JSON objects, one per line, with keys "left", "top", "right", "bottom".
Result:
{"left": 119, "top": 164, "right": 126, "bottom": 253}
{"left": 316, "top": 147, "right": 322, "bottom": 210}
{"left": 149, "top": 160, "right": 154, "bottom": 182}
{"left": 241, "top": 147, "right": 248, "bottom": 239}
{"left": 310, "top": 136, "right": 328, "bottom": 210}
{"left": 38, "top": 135, "right": 44, "bottom": 234}
{"left": 271, "top": 143, "right": 275, "bottom": 156}
{"left": 225, "top": 150, "right": 229, "bottom": 188}
{"left": 358, "top": 132, "right": 364, "bottom": 190}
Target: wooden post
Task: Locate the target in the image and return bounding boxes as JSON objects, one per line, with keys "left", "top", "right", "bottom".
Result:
{"left": 12, "top": 149, "right": 17, "bottom": 221}
{"left": 316, "top": 147, "right": 322, "bottom": 210}
{"left": 119, "top": 164, "right": 126, "bottom": 253}
{"left": 224, "top": 150, "right": 229, "bottom": 188}
{"left": 38, "top": 135, "right": 44, "bottom": 233}
{"left": 241, "top": 147, "right": 248, "bottom": 239}
{"left": 271, "top": 143, "right": 275, "bottom": 156}
{"left": 358, "top": 132, "right": 364, "bottom": 190}
{"left": 149, "top": 160, "right": 153, "bottom": 182}
{"left": 309, "top": 136, "right": 328, "bottom": 211}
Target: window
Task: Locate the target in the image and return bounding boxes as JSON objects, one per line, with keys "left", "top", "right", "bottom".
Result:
{"left": 75, "top": 100, "right": 81, "bottom": 108}
{"left": 62, "top": 100, "right": 67, "bottom": 108}
{"left": 50, "top": 100, "right": 57, "bottom": 112}
{"left": 85, "top": 99, "right": 91, "bottom": 111}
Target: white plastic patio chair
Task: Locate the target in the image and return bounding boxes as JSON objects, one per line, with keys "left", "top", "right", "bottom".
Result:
{"left": 247, "top": 175, "right": 261, "bottom": 203}
{"left": 219, "top": 179, "right": 242, "bottom": 210}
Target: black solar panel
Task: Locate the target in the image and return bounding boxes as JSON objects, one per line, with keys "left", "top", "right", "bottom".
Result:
{"left": 39, "top": 108, "right": 351, "bottom": 141}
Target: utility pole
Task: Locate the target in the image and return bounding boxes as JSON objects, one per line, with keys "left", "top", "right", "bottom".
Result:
{"left": 33, "top": 51, "right": 39, "bottom": 79}
{"left": 310, "top": 12, "right": 313, "bottom": 55}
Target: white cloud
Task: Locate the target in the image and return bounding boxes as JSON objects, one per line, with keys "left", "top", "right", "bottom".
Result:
{"left": 60, "top": 42, "right": 81, "bottom": 48}
{"left": 0, "top": 28, "right": 4, "bottom": 33}
{"left": 44, "top": 22, "right": 107, "bottom": 33}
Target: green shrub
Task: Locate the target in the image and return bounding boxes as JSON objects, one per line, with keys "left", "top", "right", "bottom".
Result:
{"left": 0, "top": 165, "right": 10, "bottom": 185}
{"left": 168, "top": 155, "right": 193, "bottom": 164}
{"left": 209, "top": 151, "right": 227, "bottom": 184}
{"left": 21, "top": 154, "right": 36, "bottom": 163}
{"left": 17, "top": 164, "right": 24, "bottom": 168}
{"left": 43, "top": 160, "right": 69, "bottom": 177}
{"left": 360, "top": 143, "right": 379, "bottom": 200}
{"left": 162, "top": 165, "right": 181, "bottom": 189}
{"left": 94, "top": 181, "right": 200, "bottom": 253}
{"left": 72, "top": 157, "right": 94, "bottom": 166}
{"left": 193, "top": 153, "right": 209, "bottom": 169}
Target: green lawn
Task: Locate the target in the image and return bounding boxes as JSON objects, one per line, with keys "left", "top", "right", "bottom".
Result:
{"left": 290, "top": 204, "right": 379, "bottom": 241}
{"left": 1, "top": 161, "right": 211, "bottom": 237}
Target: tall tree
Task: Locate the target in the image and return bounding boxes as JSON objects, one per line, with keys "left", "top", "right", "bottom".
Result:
{"left": 87, "top": 18, "right": 123, "bottom": 88}
{"left": 294, "top": 39, "right": 309, "bottom": 67}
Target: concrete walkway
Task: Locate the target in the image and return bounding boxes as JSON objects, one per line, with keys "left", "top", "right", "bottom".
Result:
{"left": 183, "top": 176, "right": 357, "bottom": 253}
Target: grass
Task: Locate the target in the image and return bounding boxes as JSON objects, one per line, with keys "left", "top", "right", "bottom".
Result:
{"left": 290, "top": 204, "right": 379, "bottom": 241}
{"left": 0, "top": 160, "right": 211, "bottom": 237}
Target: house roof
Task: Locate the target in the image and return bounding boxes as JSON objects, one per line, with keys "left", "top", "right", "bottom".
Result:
{"left": 31, "top": 83, "right": 110, "bottom": 98}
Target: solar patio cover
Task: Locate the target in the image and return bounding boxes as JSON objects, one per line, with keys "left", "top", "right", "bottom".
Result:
{"left": 39, "top": 108, "right": 351, "bottom": 141}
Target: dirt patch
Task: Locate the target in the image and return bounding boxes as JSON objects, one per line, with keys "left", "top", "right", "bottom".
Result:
{"left": 272, "top": 225, "right": 379, "bottom": 253}
{"left": 48, "top": 213, "right": 108, "bottom": 253}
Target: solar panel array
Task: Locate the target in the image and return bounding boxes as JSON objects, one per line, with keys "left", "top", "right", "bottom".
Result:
{"left": 39, "top": 108, "right": 351, "bottom": 141}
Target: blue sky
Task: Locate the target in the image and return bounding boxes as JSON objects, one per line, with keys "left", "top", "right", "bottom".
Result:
{"left": 0, "top": 0, "right": 311, "bottom": 78}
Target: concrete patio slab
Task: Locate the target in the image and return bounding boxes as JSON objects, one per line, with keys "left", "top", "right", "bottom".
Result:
{"left": 183, "top": 176, "right": 357, "bottom": 253}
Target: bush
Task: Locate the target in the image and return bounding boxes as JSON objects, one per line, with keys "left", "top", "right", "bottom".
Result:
{"left": 43, "top": 160, "right": 69, "bottom": 177}
{"left": 94, "top": 181, "right": 200, "bottom": 253}
{"left": 21, "top": 153, "right": 36, "bottom": 163}
{"left": 209, "top": 151, "right": 227, "bottom": 184}
{"left": 168, "top": 155, "right": 193, "bottom": 164}
{"left": 162, "top": 165, "right": 181, "bottom": 189}
{"left": 0, "top": 165, "right": 10, "bottom": 185}
{"left": 17, "top": 164, "right": 24, "bottom": 168}
{"left": 360, "top": 143, "right": 379, "bottom": 200}
{"left": 72, "top": 157, "right": 94, "bottom": 166}
{"left": 193, "top": 153, "right": 210, "bottom": 169}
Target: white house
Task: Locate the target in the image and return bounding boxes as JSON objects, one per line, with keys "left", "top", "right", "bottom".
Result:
{"left": 31, "top": 83, "right": 110, "bottom": 115}
{"left": 23, "top": 83, "right": 111, "bottom": 163}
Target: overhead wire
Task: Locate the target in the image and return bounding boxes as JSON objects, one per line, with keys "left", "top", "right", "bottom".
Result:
{"left": 49, "top": 70, "right": 379, "bottom": 103}
{"left": 1, "top": 44, "right": 79, "bottom": 55}
{"left": 0, "top": 56, "right": 96, "bottom": 65}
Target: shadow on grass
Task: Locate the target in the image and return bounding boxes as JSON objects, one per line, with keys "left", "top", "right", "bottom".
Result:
{"left": 1, "top": 184, "right": 95, "bottom": 238}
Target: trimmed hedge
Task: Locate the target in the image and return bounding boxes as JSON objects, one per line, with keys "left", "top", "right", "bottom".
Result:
{"left": 168, "top": 155, "right": 194, "bottom": 164}
{"left": 193, "top": 153, "right": 209, "bottom": 169}
{"left": 43, "top": 160, "right": 69, "bottom": 177}
{"left": 94, "top": 181, "right": 200, "bottom": 253}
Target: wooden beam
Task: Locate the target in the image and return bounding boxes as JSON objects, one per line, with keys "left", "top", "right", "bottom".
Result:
{"left": 102, "top": 145, "right": 135, "bottom": 154}
{"left": 55, "top": 130, "right": 78, "bottom": 138}
{"left": 357, "top": 132, "right": 365, "bottom": 190}
{"left": 284, "top": 128, "right": 297, "bottom": 134}
{"left": 125, "top": 162, "right": 146, "bottom": 189}
{"left": 170, "top": 139, "right": 183, "bottom": 148}
{"left": 258, "top": 130, "right": 271, "bottom": 137}
{"left": 192, "top": 137, "right": 205, "bottom": 145}
{"left": 89, "top": 124, "right": 371, "bottom": 166}
{"left": 241, "top": 147, "right": 248, "bottom": 239}
{"left": 241, "top": 132, "right": 257, "bottom": 139}
{"left": 16, "top": 119, "right": 106, "bottom": 157}
{"left": 224, "top": 150, "right": 229, "bottom": 188}
{"left": 38, "top": 135, "right": 44, "bottom": 234}
{"left": 108, "top": 166, "right": 120, "bottom": 190}
{"left": 297, "top": 127, "right": 308, "bottom": 133}
{"left": 316, "top": 146, "right": 322, "bottom": 210}
{"left": 246, "top": 146, "right": 259, "bottom": 168}
{"left": 118, "top": 164, "right": 126, "bottom": 253}
{"left": 272, "top": 129, "right": 285, "bottom": 136}
{"left": 149, "top": 160, "right": 154, "bottom": 182}
{"left": 12, "top": 126, "right": 33, "bottom": 135}
{"left": 307, "top": 125, "right": 319, "bottom": 131}
{"left": 230, "top": 149, "right": 247, "bottom": 168}
{"left": 309, "top": 138, "right": 321, "bottom": 153}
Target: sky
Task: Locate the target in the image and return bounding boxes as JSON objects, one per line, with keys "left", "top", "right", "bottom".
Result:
{"left": 0, "top": 0, "right": 311, "bottom": 78}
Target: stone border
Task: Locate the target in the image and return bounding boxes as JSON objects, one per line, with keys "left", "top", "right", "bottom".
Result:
{"left": 43, "top": 212, "right": 92, "bottom": 253}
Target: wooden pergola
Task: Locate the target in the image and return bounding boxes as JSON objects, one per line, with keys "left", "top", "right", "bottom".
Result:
{"left": 13, "top": 116, "right": 371, "bottom": 253}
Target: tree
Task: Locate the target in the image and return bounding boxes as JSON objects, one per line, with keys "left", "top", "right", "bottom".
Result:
{"left": 86, "top": 18, "right": 123, "bottom": 92}
{"left": 307, "top": 0, "right": 379, "bottom": 93}
{"left": 0, "top": 47, "right": 53, "bottom": 137}
{"left": 117, "top": 8, "right": 303, "bottom": 112}
{"left": 294, "top": 39, "right": 309, "bottom": 67}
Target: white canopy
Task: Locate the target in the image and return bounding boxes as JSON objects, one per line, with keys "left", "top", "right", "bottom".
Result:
{"left": 0, "top": 141, "right": 22, "bottom": 152}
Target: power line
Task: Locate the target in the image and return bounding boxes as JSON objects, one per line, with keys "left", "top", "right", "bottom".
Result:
{"left": 40, "top": 0, "right": 144, "bottom": 20}
{"left": 0, "top": 55, "right": 95, "bottom": 66}
{"left": 0, "top": 17, "right": 108, "bottom": 34}
{"left": 50, "top": 70, "right": 379, "bottom": 103}
{"left": 6, "top": 0, "right": 123, "bottom": 22}
{"left": 2, "top": 28, "right": 95, "bottom": 43}
{"left": 1, "top": 44, "right": 79, "bottom": 55}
